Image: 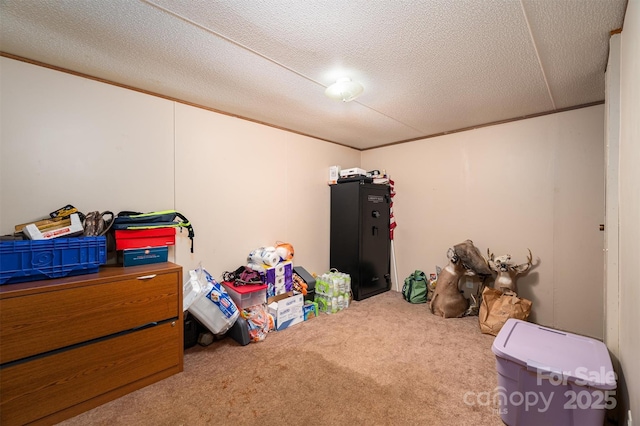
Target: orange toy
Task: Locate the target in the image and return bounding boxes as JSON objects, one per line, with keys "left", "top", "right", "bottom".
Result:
{"left": 275, "top": 241, "right": 294, "bottom": 261}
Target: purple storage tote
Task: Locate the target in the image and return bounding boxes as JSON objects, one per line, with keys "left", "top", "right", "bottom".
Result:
{"left": 492, "top": 319, "right": 616, "bottom": 426}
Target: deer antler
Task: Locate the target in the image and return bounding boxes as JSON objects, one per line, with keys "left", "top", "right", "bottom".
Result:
{"left": 513, "top": 249, "right": 533, "bottom": 275}
{"left": 486, "top": 248, "right": 498, "bottom": 272}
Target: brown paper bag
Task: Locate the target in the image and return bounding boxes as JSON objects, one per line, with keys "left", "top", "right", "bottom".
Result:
{"left": 479, "top": 287, "right": 532, "bottom": 336}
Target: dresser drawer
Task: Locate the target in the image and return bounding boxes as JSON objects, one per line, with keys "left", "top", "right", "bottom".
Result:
{"left": 0, "top": 320, "right": 181, "bottom": 426}
{"left": 0, "top": 270, "right": 179, "bottom": 364}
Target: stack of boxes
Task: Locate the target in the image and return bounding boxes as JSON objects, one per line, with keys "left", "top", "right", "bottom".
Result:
{"left": 258, "top": 259, "right": 315, "bottom": 331}
{"left": 260, "top": 260, "right": 294, "bottom": 298}
{"left": 115, "top": 228, "right": 175, "bottom": 266}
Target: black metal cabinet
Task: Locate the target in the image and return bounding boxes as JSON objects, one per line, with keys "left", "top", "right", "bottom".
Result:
{"left": 330, "top": 181, "right": 391, "bottom": 301}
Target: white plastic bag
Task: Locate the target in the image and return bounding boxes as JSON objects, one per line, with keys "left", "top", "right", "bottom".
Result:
{"left": 185, "top": 265, "right": 239, "bottom": 335}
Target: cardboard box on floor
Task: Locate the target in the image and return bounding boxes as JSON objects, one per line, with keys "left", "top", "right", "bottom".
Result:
{"left": 268, "top": 291, "right": 304, "bottom": 331}
{"left": 303, "top": 302, "right": 318, "bottom": 320}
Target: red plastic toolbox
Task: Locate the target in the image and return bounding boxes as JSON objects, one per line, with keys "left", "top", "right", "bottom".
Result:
{"left": 115, "top": 228, "right": 175, "bottom": 250}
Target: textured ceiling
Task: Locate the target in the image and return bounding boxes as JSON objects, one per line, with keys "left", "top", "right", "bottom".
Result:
{"left": 0, "top": 0, "right": 627, "bottom": 150}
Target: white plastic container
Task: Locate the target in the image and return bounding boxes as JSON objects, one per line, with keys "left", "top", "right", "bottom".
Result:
{"left": 492, "top": 319, "right": 617, "bottom": 426}
{"left": 221, "top": 282, "right": 267, "bottom": 310}
{"left": 184, "top": 268, "right": 239, "bottom": 335}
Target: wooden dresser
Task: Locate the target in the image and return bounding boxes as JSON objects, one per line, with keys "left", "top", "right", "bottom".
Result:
{"left": 0, "top": 262, "right": 183, "bottom": 426}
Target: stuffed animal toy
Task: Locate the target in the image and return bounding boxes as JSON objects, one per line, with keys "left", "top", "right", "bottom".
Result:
{"left": 275, "top": 241, "right": 294, "bottom": 261}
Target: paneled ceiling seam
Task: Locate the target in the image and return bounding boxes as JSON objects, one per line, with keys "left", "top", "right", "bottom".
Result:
{"left": 519, "top": 0, "right": 556, "bottom": 110}
{"left": 142, "top": 0, "right": 426, "bottom": 135}
{"left": 142, "top": 0, "right": 320, "bottom": 88}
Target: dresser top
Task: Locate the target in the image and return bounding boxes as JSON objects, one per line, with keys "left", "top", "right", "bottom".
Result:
{"left": 0, "top": 262, "right": 182, "bottom": 298}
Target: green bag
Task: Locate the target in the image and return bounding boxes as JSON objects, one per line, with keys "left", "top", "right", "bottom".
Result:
{"left": 402, "top": 270, "right": 428, "bottom": 304}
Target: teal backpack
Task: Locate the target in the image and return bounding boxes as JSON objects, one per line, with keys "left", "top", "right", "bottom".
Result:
{"left": 402, "top": 270, "right": 428, "bottom": 304}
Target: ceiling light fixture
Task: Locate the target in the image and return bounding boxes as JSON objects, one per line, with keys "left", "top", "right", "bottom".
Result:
{"left": 325, "top": 77, "right": 364, "bottom": 102}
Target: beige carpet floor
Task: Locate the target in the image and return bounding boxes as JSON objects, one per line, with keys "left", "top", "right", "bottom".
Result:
{"left": 58, "top": 291, "right": 505, "bottom": 425}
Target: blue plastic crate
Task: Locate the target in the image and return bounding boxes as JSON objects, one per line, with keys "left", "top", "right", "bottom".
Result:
{"left": 0, "top": 236, "right": 107, "bottom": 285}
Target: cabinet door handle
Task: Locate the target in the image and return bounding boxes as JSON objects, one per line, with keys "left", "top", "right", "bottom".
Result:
{"left": 372, "top": 226, "right": 378, "bottom": 236}
{"left": 137, "top": 274, "right": 157, "bottom": 280}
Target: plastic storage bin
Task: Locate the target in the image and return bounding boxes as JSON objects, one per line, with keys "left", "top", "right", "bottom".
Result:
{"left": 492, "top": 319, "right": 616, "bottom": 426}
{"left": 221, "top": 282, "right": 267, "bottom": 309}
{"left": 0, "top": 237, "right": 107, "bottom": 285}
{"left": 121, "top": 246, "right": 168, "bottom": 266}
{"left": 115, "top": 228, "right": 176, "bottom": 250}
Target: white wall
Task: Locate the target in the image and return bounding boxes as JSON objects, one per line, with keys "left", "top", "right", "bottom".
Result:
{"left": 172, "top": 102, "right": 359, "bottom": 276}
{"left": 362, "top": 106, "right": 606, "bottom": 339}
{"left": 0, "top": 58, "right": 176, "bottom": 226}
{"left": 0, "top": 57, "right": 360, "bottom": 278}
{"left": 617, "top": 0, "right": 640, "bottom": 420}
{"left": 604, "top": 33, "right": 621, "bottom": 364}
